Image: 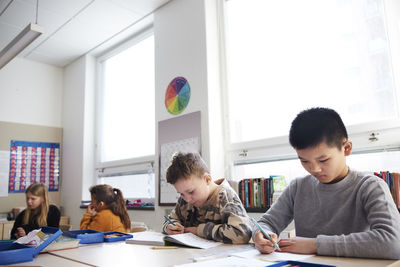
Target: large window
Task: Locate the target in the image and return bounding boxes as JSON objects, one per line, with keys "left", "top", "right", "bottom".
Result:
{"left": 221, "top": 0, "right": 400, "bottom": 180}
{"left": 97, "top": 31, "right": 155, "bottom": 201}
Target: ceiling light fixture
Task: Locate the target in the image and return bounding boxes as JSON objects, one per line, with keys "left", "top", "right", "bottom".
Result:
{"left": 0, "top": 0, "right": 44, "bottom": 69}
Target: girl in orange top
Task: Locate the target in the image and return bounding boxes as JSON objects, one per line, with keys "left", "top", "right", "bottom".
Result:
{"left": 80, "top": 185, "right": 131, "bottom": 232}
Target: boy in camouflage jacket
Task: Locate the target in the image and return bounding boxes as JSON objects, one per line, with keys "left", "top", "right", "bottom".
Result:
{"left": 162, "top": 152, "right": 252, "bottom": 244}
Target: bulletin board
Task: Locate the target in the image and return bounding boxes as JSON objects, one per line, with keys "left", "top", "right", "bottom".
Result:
{"left": 9, "top": 140, "right": 60, "bottom": 193}
{"left": 0, "top": 121, "right": 62, "bottom": 212}
{"left": 158, "top": 111, "right": 201, "bottom": 206}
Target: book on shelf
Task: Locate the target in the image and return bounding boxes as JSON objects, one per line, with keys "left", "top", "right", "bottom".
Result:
{"left": 375, "top": 171, "right": 400, "bottom": 210}
{"left": 237, "top": 176, "right": 285, "bottom": 212}
{"left": 126, "top": 232, "right": 221, "bottom": 249}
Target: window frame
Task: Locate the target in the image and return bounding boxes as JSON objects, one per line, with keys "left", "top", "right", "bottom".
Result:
{"left": 218, "top": 0, "right": 400, "bottom": 178}
{"left": 95, "top": 26, "right": 156, "bottom": 198}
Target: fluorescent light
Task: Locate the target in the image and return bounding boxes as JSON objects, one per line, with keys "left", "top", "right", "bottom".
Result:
{"left": 0, "top": 23, "right": 43, "bottom": 69}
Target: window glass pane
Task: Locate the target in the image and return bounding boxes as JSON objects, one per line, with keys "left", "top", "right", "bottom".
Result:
{"left": 225, "top": 0, "right": 398, "bottom": 143}
{"left": 233, "top": 151, "right": 400, "bottom": 183}
{"left": 99, "top": 172, "right": 155, "bottom": 199}
{"left": 100, "top": 35, "right": 155, "bottom": 162}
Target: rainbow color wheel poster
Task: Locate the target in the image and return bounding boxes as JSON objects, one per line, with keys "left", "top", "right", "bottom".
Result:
{"left": 165, "top": 76, "right": 191, "bottom": 115}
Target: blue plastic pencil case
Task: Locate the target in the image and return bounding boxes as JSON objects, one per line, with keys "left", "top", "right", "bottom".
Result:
{"left": 103, "top": 231, "right": 133, "bottom": 242}
{"left": 63, "top": 229, "right": 104, "bottom": 244}
{"left": 268, "top": 260, "right": 336, "bottom": 267}
{"left": 0, "top": 226, "right": 62, "bottom": 265}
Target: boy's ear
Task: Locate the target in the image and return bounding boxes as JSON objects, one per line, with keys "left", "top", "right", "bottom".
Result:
{"left": 343, "top": 140, "right": 352, "bottom": 156}
{"left": 203, "top": 173, "right": 212, "bottom": 184}
{"left": 98, "top": 201, "right": 105, "bottom": 208}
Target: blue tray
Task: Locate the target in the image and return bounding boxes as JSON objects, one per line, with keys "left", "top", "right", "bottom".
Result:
{"left": 0, "top": 226, "right": 62, "bottom": 265}
{"left": 63, "top": 229, "right": 104, "bottom": 244}
{"left": 268, "top": 260, "right": 336, "bottom": 267}
{"left": 104, "top": 231, "right": 133, "bottom": 242}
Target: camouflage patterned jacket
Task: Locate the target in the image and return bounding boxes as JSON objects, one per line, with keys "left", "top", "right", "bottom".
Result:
{"left": 162, "top": 179, "right": 252, "bottom": 244}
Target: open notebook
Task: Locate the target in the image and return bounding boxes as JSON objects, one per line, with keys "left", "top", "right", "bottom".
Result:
{"left": 126, "top": 232, "right": 221, "bottom": 249}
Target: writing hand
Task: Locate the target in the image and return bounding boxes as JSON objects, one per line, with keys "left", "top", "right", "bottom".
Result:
{"left": 278, "top": 237, "right": 317, "bottom": 254}
{"left": 254, "top": 232, "right": 279, "bottom": 254}
{"left": 183, "top": 226, "right": 197, "bottom": 235}
{"left": 166, "top": 222, "right": 184, "bottom": 235}
{"left": 15, "top": 227, "right": 26, "bottom": 238}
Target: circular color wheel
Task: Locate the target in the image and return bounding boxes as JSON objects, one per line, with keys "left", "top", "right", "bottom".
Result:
{"left": 165, "top": 76, "right": 191, "bottom": 115}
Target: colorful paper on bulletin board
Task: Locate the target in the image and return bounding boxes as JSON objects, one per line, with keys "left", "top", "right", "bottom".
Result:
{"left": 165, "top": 76, "right": 191, "bottom": 115}
{"left": 8, "top": 140, "right": 60, "bottom": 193}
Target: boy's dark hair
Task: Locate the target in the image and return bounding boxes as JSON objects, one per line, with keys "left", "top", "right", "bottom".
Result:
{"left": 289, "top": 107, "right": 348, "bottom": 150}
{"left": 166, "top": 152, "right": 209, "bottom": 184}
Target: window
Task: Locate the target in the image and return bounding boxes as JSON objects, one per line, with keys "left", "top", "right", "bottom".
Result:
{"left": 221, "top": 0, "right": 400, "bottom": 180}
{"left": 96, "top": 30, "right": 155, "bottom": 201}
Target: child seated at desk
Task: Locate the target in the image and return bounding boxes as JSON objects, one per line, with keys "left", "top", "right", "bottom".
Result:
{"left": 253, "top": 107, "right": 400, "bottom": 259}
{"left": 162, "top": 152, "right": 252, "bottom": 244}
{"left": 80, "top": 184, "right": 131, "bottom": 233}
{"left": 11, "top": 183, "right": 60, "bottom": 239}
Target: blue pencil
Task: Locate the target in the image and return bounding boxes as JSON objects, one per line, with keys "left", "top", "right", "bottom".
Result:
{"left": 250, "top": 217, "right": 280, "bottom": 251}
{"left": 164, "top": 215, "right": 176, "bottom": 226}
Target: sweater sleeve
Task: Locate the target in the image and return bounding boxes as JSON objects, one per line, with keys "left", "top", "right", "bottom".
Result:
{"left": 47, "top": 205, "right": 61, "bottom": 228}
{"left": 254, "top": 180, "right": 295, "bottom": 239}
{"left": 196, "top": 194, "right": 252, "bottom": 244}
{"left": 10, "top": 210, "right": 25, "bottom": 239}
{"left": 316, "top": 179, "right": 400, "bottom": 259}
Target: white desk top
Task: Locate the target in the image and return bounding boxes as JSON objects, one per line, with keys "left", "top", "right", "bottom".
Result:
{"left": 48, "top": 241, "right": 399, "bottom": 267}
{"left": 9, "top": 252, "right": 89, "bottom": 266}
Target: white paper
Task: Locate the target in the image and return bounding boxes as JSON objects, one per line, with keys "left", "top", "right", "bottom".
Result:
{"left": 0, "top": 150, "right": 10, "bottom": 197}
{"left": 174, "top": 256, "right": 268, "bottom": 267}
{"left": 165, "top": 233, "right": 221, "bottom": 249}
{"left": 160, "top": 137, "right": 200, "bottom": 203}
{"left": 230, "top": 246, "right": 314, "bottom": 262}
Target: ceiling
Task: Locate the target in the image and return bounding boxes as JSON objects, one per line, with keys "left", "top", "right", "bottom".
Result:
{"left": 0, "top": 0, "right": 169, "bottom": 67}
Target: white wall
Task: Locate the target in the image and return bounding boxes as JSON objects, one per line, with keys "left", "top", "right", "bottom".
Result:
{"left": 61, "top": 0, "right": 224, "bottom": 230}
{"left": 0, "top": 58, "right": 63, "bottom": 127}
{"left": 61, "top": 55, "right": 96, "bottom": 228}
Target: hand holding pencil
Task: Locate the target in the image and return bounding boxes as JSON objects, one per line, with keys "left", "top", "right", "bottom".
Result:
{"left": 164, "top": 216, "right": 184, "bottom": 235}
{"left": 251, "top": 217, "right": 280, "bottom": 254}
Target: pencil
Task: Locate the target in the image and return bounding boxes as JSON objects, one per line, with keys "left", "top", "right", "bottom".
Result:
{"left": 151, "top": 246, "right": 179, "bottom": 250}
{"left": 250, "top": 217, "right": 280, "bottom": 251}
{"left": 164, "top": 215, "right": 176, "bottom": 226}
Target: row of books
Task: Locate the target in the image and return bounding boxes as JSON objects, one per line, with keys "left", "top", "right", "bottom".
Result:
{"left": 235, "top": 176, "right": 285, "bottom": 212}
{"left": 374, "top": 171, "right": 400, "bottom": 210}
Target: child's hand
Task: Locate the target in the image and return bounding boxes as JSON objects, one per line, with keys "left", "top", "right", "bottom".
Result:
{"left": 254, "top": 232, "right": 279, "bottom": 254}
{"left": 87, "top": 204, "right": 96, "bottom": 214}
{"left": 166, "top": 223, "right": 184, "bottom": 235}
{"left": 278, "top": 237, "right": 317, "bottom": 254}
{"left": 15, "top": 227, "right": 26, "bottom": 238}
{"left": 183, "top": 227, "right": 197, "bottom": 235}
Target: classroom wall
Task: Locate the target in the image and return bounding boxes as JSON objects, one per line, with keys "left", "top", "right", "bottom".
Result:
{"left": 0, "top": 57, "right": 63, "bottom": 127}
{"left": 61, "top": 55, "right": 96, "bottom": 229}
{"left": 0, "top": 58, "right": 63, "bottom": 214}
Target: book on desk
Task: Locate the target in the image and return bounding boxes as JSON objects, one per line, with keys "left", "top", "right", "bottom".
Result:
{"left": 126, "top": 232, "right": 221, "bottom": 249}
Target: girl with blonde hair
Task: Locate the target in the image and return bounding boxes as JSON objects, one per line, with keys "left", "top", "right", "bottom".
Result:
{"left": 11, "top": 183, "right": 60, "bottom": 238}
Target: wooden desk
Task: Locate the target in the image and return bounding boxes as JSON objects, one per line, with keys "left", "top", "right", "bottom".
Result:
{"left": 48, "top": 241, "right": 399, "bottom": 267}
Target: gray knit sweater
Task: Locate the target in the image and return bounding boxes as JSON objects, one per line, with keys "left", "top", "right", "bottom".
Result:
{"left": 256, "top": 169, "right": 400, "bottom": 259}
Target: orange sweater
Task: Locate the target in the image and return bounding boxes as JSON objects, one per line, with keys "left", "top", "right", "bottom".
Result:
{"left": 80, "top": 209, "right": 128, "bottom": 233}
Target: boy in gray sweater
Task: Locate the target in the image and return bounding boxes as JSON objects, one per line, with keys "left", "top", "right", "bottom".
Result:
{"left": 253, "top": 107, "right": 400, "bottom": 259}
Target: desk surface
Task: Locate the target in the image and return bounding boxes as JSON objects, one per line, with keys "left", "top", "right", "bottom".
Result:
{"left": 47, "top": 241, "right": 399, "bottom": 267}
{"left": 9, "top": 252, "right": 89, "bottom": 266}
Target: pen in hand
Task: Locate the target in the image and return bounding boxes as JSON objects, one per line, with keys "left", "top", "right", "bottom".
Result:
{"left": 250, "top": 217, "right": 280, "bottom": 251}
{"left": 164, "top": 215, "right": 176, "bottom": 226}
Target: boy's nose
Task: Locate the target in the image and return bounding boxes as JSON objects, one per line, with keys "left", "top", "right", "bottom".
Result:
{"left": 310, "top": 162, "right": 322, "bottom": 173}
